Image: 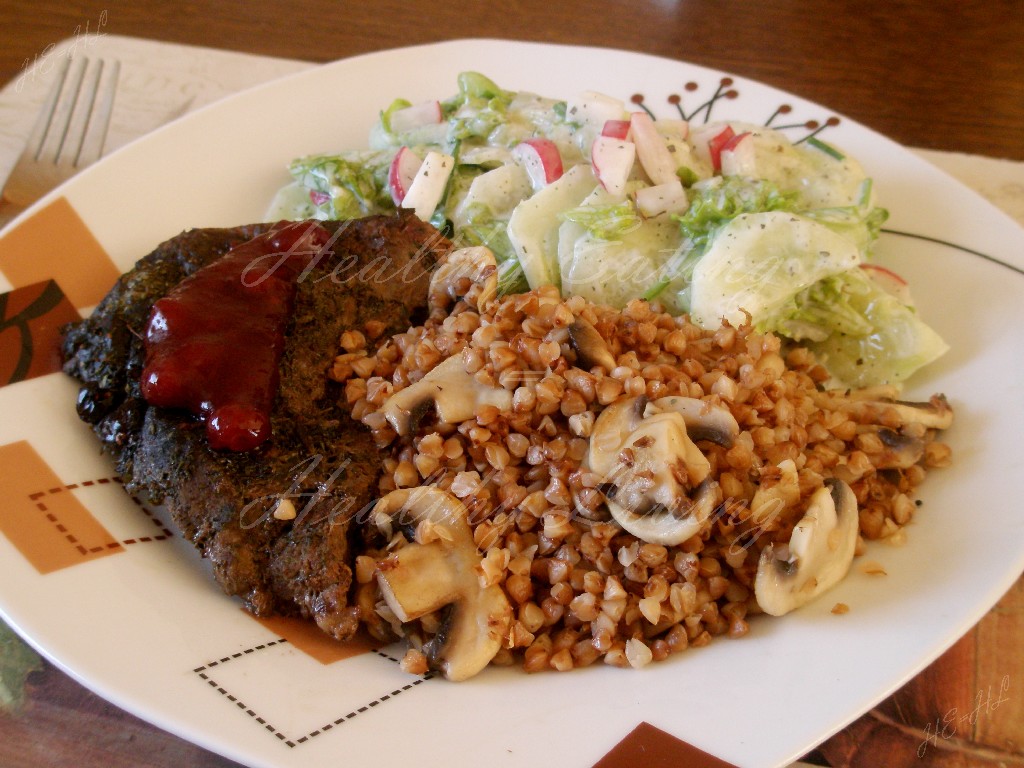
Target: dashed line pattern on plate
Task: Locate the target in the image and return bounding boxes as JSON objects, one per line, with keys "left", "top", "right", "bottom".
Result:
{"left": 26, "top": 475, "right": 174, "bottom": 552}
{"left": 193, "top": 642, "right": 432, "bottom": 748}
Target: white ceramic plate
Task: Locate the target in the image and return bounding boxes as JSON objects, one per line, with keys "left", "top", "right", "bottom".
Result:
{"left": 1, "top": 39, "right": 1023, "bottom": 768}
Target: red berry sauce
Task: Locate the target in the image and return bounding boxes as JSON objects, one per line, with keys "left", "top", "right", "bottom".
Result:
{"left": 141, "top": 221, "right": 330, "bottom": 451}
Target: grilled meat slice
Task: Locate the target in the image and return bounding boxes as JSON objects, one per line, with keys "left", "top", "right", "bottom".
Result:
{"left": 62, "top": 212, "right": 448, "bottom": 640}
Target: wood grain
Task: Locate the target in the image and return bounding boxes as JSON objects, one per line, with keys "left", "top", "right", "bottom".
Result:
{"left": 820, "top": 578, "right": 1024, "bottom": 766}
{"left": 0, "top": 2, "right": 1021, "bottom": 767}
{"left": 0, "top": 0, "right": 1021, "bottom": 159}
{"left": 0, "top": 661, "right": 241, "bottom": 768}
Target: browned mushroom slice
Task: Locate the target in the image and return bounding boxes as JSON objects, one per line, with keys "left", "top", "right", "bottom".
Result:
{"left": 586, "top": 396, "right": 648, "bottom": 476}
{"left": 812, "top": 391, "right": 953, "bottom": 430}
{"left": 588, "top": 397, "right": 720, "bottom": 545}
{"left": 607, "top": 474, "right": 718, "bottom": 547}
{"left": 372, "top": 487, "right": 513, "bottom": 681}
{"left": 650, "top": 395, "right": 740, "bottom": 447}
{"left": 749, "top": 458, "right": 801, "bottom": 527}
{"left": 380, "top": 355, "right": 513, "bottom": 436}
{"left": 568, "top": 317, "right": 617, "bottom": 372}
{"left": 585, "top": 397, "right": 729, "bottom": 548}
{"left": 875, "top": 427, "right": 925, "bottom": 469}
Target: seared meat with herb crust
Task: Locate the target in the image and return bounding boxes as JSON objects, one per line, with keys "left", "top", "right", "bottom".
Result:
{"left": 62, "top": 212, "right": 448, "bottom": 640}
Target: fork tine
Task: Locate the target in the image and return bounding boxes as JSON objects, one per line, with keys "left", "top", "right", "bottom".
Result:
{"left": 0, "top": 56, "right": 120, "bottom": 218}
{"left": 24, "top": 57, "right": 72, "bottom": 159}
{"left": 60, "top": 59, "right": 103, "bottom": 168}
{"left": 75, "top": 59, "right": 120, "bottom": 168}
{"left": 36, "top": 57, "right": 89, "bottom": 165}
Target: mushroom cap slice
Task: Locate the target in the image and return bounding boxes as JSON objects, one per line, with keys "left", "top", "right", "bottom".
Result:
{"left": 422, "top": 585, "right": 510, "bottom": 683}
{"left": 875, "top": 427, "right": 925, "bottom": 469}
{"left": 586, "top": 396, "right": 648, "bottom": 476}
{"left": 380, "top": 355, "right": 513, "bottom": 436}
{"left": 811, "top": 391, "right": 953, "bottom": 431}
{"left": 650, "top": 395, "right": 740, "bottom": 447}
{"left": 375, "top": 541, "right": 462, "bottom": 622}
{"left": 372, "top": 487, "right": 513, "bottom": 681}
{"left": 603, "top": 411, "right": 718, "bottom": 546}
{"left": 608, "top": 477, "right": 718, "bottom": 546}
{"left": 754, "top": 479, "right": 859, "bottom": 617}
{"left": 749, "top": 458, "right": 801, "bottom": 526}
{"left": 884, "top": 396, "right": 954, "bottom": 430}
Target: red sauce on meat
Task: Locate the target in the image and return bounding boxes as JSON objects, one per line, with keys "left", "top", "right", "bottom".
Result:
{"left": 141, "top": 221, "right": 330, "bottom": 451}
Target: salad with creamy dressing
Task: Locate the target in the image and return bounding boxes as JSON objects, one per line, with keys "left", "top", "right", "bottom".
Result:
{"left": 267, "top": 72, "right": 948, "bottom": 387}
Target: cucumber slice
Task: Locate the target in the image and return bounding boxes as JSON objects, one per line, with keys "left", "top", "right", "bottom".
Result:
{"left": 689, "top": 210, "right": 861, "bottom": 329}
{"left": 452, "top": 163, "right": 532, "bottom": 230}
{"left": 507, "top": 164, "right": 596, "bottom": 289}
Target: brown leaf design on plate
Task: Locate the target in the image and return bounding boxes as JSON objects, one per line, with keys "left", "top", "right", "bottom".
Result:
{"left": 0, "top": 280, "right": 80, "bottom": 386}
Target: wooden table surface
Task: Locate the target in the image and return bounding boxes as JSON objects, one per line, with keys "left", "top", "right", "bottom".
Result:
{"left": 1, "top": 0, "right": 1022, "bottom": 162}
{"left": 0, "top": 2, "right": 1022, "bottom": 767}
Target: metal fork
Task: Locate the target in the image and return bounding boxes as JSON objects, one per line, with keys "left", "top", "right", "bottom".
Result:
{"left": 0, "top": 57, "right": 120, "bottom": 221}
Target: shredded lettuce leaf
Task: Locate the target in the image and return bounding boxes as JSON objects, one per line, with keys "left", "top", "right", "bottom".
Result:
{"left": 802, "top": 179, "right": 889, "bottom": 256}
{"left": 444, "top": 72, "right": 515, "bottom": 142}
{"left": 559, "top": 200, "right": 642, "bottom": 240}
{"left": 497, "top": 258, "right": 530, "bottom": 295}
{"left": 288, "top": 151, "right": 393, "bottom": 219}
{"left": 379, "top": 98, "right": 413, "bottom": 135}
{"left": 767, "top": 271, "right": 875, "bottom": 342}
{"left": 764, "top": 267, "right": 948, "bottom": 387}
{"left": 458, "top": 203, "right": 516, "bottom": 260}
{"left": 677, "top": 177, "right": 800, "bottom": 251}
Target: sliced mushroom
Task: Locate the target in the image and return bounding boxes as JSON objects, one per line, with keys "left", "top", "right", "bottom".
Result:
{"left": 754, "top": 479, "right": 859, "bottom": 616}
{"left": 587, "top": 395, "right": 648, "bottom": 476}
{"left": 886, "top": 395, "right": 953, "bottom": 430}
{"left": 608, "top": 476, "right": 719, "bottom": 546}
{"left": 749, "top": 458, "right": 801, "bottom": 528}
{"left": 372, "top": 487, "right": 513, "bottom": 681}
{"left": 875, "top": 427, "right": 925, "bottom": 469}
{"left": 588, "top": 397, "right": 720, "bottom": 545}
{"left": 650, "top": 396, "right": 740, "bottom": 447}
{"left": 428, "top": 246, "right": 498, "bottom": 314}
{"left": 568, "top": 318, "right": 617, "bottom": 372}
{"left": 812, "top": 391, "right": 953, "bottom": 431}
{"left": 380, "top": 355, "right": 513, "bottom": 436}
{"left": 843, "top": 384, "right": 902, "bottom": 401}
{"left": 608, "top": 412, "right": 712, "bottom": 510}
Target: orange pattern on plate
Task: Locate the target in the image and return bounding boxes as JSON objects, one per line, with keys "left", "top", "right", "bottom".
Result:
{"left": 0, "top": 196, "right": 120, "bottom": 309}
{"left": 250, "top": 613, "right": 385, "bottom": 665}
{"left": 592, "top": 721, "right": 738, "bottom": 768}
{"left": 0, "top": 279, "right": 81, "bottom": 386}
{"left": 0, "top": 440, "right": 123, "bottom": 573}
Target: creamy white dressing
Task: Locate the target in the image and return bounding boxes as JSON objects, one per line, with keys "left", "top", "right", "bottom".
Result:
{"left": 689, "top": 210, "right": 861, "bottom": 328}
{"left": 562, "top": 213, "right": 683, "bottom": 308}
{"left": 742, "top": 123, "right": 867, "bottom": 209}
{"left": 266, "top": 72, "right": 946, "bottom": 386}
